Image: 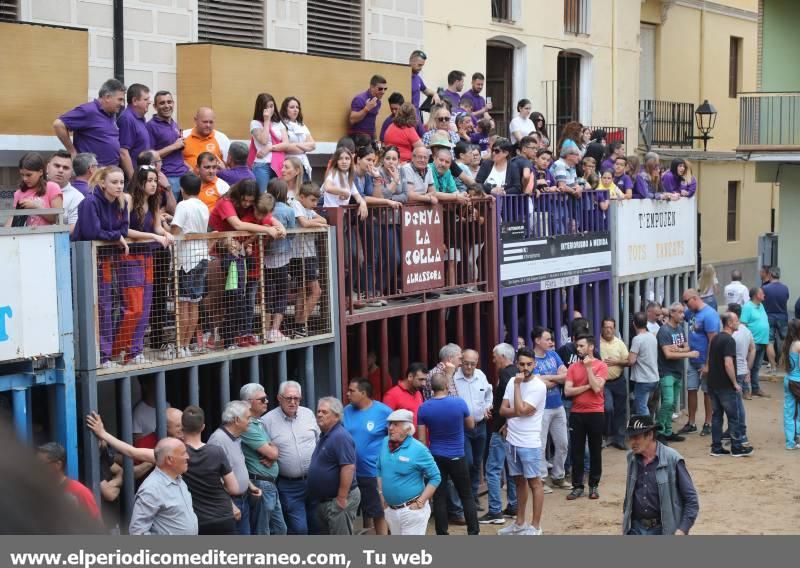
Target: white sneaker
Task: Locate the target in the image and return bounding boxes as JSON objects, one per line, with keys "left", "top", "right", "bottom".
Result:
{"left": 226, "top": 344, "right": 238, "bottom": 350}
{"left": 542, "top": 484, "right": 553, "bottom": 494}
{"left": 267, "top": 330, "right": 287, "bottom": 343}
{"left": 497, "top": 522, "right": 530, "bottom": 536}
{"left": 101, "top": 360, "right": 119, "bottom": 369}
{"left": 177, "top": 347, "right": 190, "bottom": 358}
{"left": 128, "top": 353, "right": 147, "bottom": 365}
{"left": 527, "top": 526, "right": 543, "bottom": 535}
{"left": 157, "top": 344, "right": 176, "bottom": 360}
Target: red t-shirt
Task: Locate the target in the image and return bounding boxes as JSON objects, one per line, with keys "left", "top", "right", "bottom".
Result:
{"left": 64, "top": 479, "right": 101, "bottom": 519}
{"left": 383, "top": 382, "right": 423, "bottom": 425}
{"left": 383, "top": 124, "right": 421, "bottom": 163}
{"left": 208, "top": 198, "right": 240, "bottom": 232}
{"left": 566, "top": 359, "right": 608, "bottom": 413}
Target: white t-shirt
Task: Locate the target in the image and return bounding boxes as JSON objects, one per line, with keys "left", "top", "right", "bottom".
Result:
{"left": 733, "top": 325, "right": 754, "bottom": 376}
{"left": 286, "top": 120, "right": 312, "bottom": 176}
{"left": 725, "top": 281, "right": 750, "bottom": 306}
{"left": 291, "top": 199, "right": 318, "bottom": 259}
{"left": 630, "top": 332, "right": 659, "bottom": 383}
{"left": 322, "top": 170, "right": 355, "bottom": 207}
{"left": 132, "top": 400, "right": 156, "bottom": 435}
{"left": 485, "top": 165, "right": 507, "bottom": 188}
{"left": 509, "top": 116, "right": 535, "bottom": 140}
{"left": 250, "top": 120, "right": 286, "bottom": 164}
{"left": 61, "top": 183, "right": 84, "bottom": 226}
{"left": 503, "top": 376, "right": 547, "bottom": 448}
{"left": 646, "top": 321, "right": 660, "bottom": 335}
{"left": 172, "top": 198, "right": 210, "bottom": 271}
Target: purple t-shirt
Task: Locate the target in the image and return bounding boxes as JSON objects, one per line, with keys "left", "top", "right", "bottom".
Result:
{"left": 71, "top": 178, "right": 91, "bottom": 197}
{"left": 460, "top": 90, "right": 486, "bottom": 124}
{"left": 218, "top": 166, "right": 255, "bottom": 186}
{"left": 350, "top": 89, "right": 381, "bottom": 138}
{"left": 59, "top": 100, "right": 120, "bottom": 166}
{"left": 117, "top": 107, "right": 152, "bottom": 170}
{"left": 442, "top": 89, "right": 461, "bottom": 110}
{"left": 411, "top": 72, "right": 427, "bottom": 109}
{"left": 146, "top": 115, "right": 189, "bottom": 177}
{"left": 614, "top": 174, "right": 633, "bottom": 193}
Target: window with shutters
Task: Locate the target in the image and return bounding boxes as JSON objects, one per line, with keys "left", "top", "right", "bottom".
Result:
{"left": 564, "top": 0, "right": 589, "bottom": 35}
{"left": 729, "top": 36, "right": 743, "bottom": 98}
{"left": 307, "top": 0, "right": 363, "bottom": 60}
{"left": 727, "top": 181, "right": 740, "bottom": 242}
{"left": 198, "top": 0, "right": 264, "bottom": 48}
{"left": 0, "top": 0, "right": 18, "bottom": 22}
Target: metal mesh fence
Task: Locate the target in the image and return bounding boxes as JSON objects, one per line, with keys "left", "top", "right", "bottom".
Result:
{"left": 91, "top": 228, "right": 332, "bottom": 372}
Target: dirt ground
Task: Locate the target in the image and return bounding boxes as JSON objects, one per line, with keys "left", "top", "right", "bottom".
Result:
{"left": 433, "top": 376, "right": 800, "bottom": 535}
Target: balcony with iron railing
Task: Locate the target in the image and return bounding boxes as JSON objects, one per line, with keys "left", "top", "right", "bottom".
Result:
{"left": 638, "top": 100, "right": 695, "bottom": 149}
{"left": 738, "top": 92, "right": 800, "bottom": 151}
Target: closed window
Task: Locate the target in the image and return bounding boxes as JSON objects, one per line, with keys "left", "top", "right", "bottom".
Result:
{"left": 564, "top": 0, "right": 589, "bottom": 35}
{"left": 198, "top": 0, "right": 265, "bottom": 48}
{"left": 727, "top": 181, "right": 739, "bottom": 242}
{"left": 0, "top": 0, "right": 18, "bottom": 22}
{"left": 492, "top": 0, "right": 511, "bottom": 22}
{"left": 729, "top": 36, "right": 742, "bottom": 98}
{"left": 307, "top": 0, "right": 363, "bottom": 60}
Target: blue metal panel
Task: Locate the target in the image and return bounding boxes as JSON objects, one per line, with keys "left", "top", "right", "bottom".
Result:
{"left": 12, "top": 388, "right": 29, "bottom": 443}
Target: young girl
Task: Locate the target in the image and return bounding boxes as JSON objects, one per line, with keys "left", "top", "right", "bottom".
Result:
{"left": 509, "top": 99, "right": 534, "bottom": 143}
{"left": 263, "top": 179, "right": 296, "bottom": 342}
{"left": 633, "top": 152, "right": 662, "bottom": 199}
{"left": 780, "top": 319, "right": 800, "bottom": 450}
{"left": 5, "top": 152, "right": 63, "bottom": 227}
{"left": 119, "top": 166, "right": 174, "bottom": 364}
{"left": 612, "top": 156, "right": 634, "bottom": 199}
{"left": 322, "top": 148, "right": 368, "bottom": 219}
{"left": 281, "top": 156, "right": 305, "bottom": 202}
{"left": 697, "top": 264, "right": 719, "bottom": 311}
{"left": 661, "top": 158, "right": 698, "bottom": 198}
{"left": 249, "top": 93, "right": 289, "bottom": 193}
{"left": 72, "top": 167, "right": 129, "bottom": 369}
{"left": 598, "top": 170, "right": 625, "bottom": 200}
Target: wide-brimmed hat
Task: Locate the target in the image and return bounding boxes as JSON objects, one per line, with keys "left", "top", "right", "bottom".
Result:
{"left": 387, "top": 409, "right": 414, "bottom": 423}
{"left": 626, "top": 415, "right": 657, "bottom": 437}
{"left": 428, "top": 132, "right": 455, "bottom": 149}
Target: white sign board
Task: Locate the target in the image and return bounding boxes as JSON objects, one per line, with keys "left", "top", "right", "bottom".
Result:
{"left": 0, "top": 234, "right": 60, "bottom": 361}
{"left": 612, "top": 199, "right": 697, "bottom": 278}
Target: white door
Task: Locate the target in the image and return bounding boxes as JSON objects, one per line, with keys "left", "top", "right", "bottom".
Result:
{"left": 640, "top": 24, "right": 656, "bottom": 101}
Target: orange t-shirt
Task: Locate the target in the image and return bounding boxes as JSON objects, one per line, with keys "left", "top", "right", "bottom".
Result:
{"left": 198, "top": 178, "right": 229, "bottom": 211}
{"left": 183, "top": 129, "right": 224, "bottom": 169}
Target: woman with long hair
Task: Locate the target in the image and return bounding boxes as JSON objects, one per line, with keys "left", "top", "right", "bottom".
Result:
{"left": 633, "top": 152, "right": 662, "bottom": 199}
{"left": 250, "top": 93, "right": 290, "bottom": 193}
{"left": 780, "top": 318, "right": 800, "bottom": 450}
{"left": 5, "top": 152, "right": 63, "bottom": 227}
{"left": 698, "top": 264, "right": 719, "bottom": 312}
{"left": 422, "top": 104, "right": 460, "bottom": 148}
{"left": 661, "top": 158, "right": 698, "bottom": 198}
{"left": 281, "top": 156, "right": 305, "bottom": 202}
{"left": 280, "top": 96, "right": 315, "bottom": 181}
{"left": 530, "top": 111, "right": 550, "bottom": 147}
{"left": 556, "top": 121, "right": 583, "bottom": 157}
{"left": 509, "top": 99, "right": 534, "bottom": 143}
{"left": 72, "top": 167, "right": 129, "bottom": 368}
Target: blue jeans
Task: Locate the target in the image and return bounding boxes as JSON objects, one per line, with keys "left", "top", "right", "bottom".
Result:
{"left": 253, "top": 162, "right": 276, "bottom": 194}
{"left": 167, "top": 175, "right": 182, "bottom": 202}
{"left": 252, "top": 479, "right": 287, "bottom": 535}
{"left": 485, "top": 432, "right": 517, "bottom": 514}
{"left": 604, "top": 378, "right": 628, "bottom": 445}
{"left": 751, "top": 344, "right": 766, "bottom": 394}
{"left": 464, "top": 421, "right": 487, "bottom": 499}
{"left": 627, "top": 520, "right": 664, "bottom": 535}
{"left": 277, "top": 477, "right": 317, "bottom": 535}
{"left": 232, "top": 494, "right": 251, "bottom": 535}
{"left": 710, "top": 388, "right": 745, "bottom": 452}
{"left": 734, "top": 374, "right": 749, "bottom": 441}
{"left": 633, "top": 382, "right": 659, "bottom": 416}
{"left": 784, "top": 377, "right": 800, "bottom": 448}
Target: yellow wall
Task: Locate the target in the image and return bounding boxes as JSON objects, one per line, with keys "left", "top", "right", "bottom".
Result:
{"left": 0, "top": 22, "right": 88, "bottom": 135}
{"left": 420, "top": 0, "right": 641, "bottom": 141}
{"left": 176, "top": 44, "right": 409, "bottom": 141}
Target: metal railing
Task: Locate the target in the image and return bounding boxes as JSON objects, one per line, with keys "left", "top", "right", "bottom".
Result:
{"left": 546, "top": 124, "right": 628, "bottom": 150}
{"left": 638, "top": 99, "right": 695, "bottom": 149}
{"left": 71, "top": 228, "right": 336, "bottom": 374}
{"left": 496, "top": 191, "right": 611, "bottom": 238}
{"left": 739, "top": 92, "right": 800, "bottom": 147}
{"left": 323, "top": 199, "right": 496, "bottom": 318}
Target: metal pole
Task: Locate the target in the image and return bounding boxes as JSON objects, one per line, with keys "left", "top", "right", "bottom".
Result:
{"left": 155, "top": 371, "right": 167, "bottom": 440}
{"left": 188, "top": 364, "right": 199, "bottom": 407}
{"left": 113, "top": 0, "right": 125, "bottom": 83}
{"left": 119, "top": 376, "right": 135, "bottom": 524}
{"left": 12, "top": 389, "right": 29, "bottom": 443}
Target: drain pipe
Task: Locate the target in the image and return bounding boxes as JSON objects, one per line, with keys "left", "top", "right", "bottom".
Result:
{"left": 113, "top": 0, "right": 124, "bottom": 82}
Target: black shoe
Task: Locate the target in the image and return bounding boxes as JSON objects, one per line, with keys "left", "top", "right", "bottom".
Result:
{"left": 478, "top": 512, "right": 505, "bottom": 525}
{"left": 588, "top": 486, "right": 599, "bottom": 500}
{"left": 710, "top": 447, "right": 731, "bottom": 457}
{"left": 731, "top": 446, "right": 754, "bottom": 457}
{"left": 501, "top": 507, "right": 517, "bottom": 518}
{"left": 292, "top": 325, "right": 308, "bottom": 339}
{"left": 566, "top": 487, "right": 584, "bottom": 500}
{"left": 700, "top": 423, "right": 712, "bottom": 436}
{"left": 665, "top": 433, "right": 686, "bottom": 442}
{"left": 448, "top": 516, "right": 467, "bottom": 526}
{"left": 678, "top": 423, "right": 697, "bottom": 435}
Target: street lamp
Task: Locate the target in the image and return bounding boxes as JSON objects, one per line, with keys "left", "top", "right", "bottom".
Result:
{"left": 692, "top": 99, "right": 717, "bottom": 151}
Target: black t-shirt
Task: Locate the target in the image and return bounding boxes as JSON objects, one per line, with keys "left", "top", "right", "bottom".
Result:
{"left": 505, "top": 156, "right": 533, "bottom": 194}
{"left": 184, "top": 444, "right": 234, "bottom": 525}
{"left": 491, "top": 364, "right": 518, "bottom": 432}
{"left": 556, "top": 342, "right": 600, "bottom": 368}
{"left": 707, "top": 332, "right": 737, "bottom": 391}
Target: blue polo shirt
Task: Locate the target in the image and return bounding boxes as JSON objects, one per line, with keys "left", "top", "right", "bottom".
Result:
{"left": 686, "top": 305, "right": 721, "bottom": 364}
{"left": 417, "top": 396, "right": 469, "bottom": 458}
{"left": 343, "top": 401, "right": 392, "bottom": 477}
{"left": 376, "top": 435, "right": 441, "bottom": 506}
{"left": 307, "top": 421, "right": 357, "bottom": 501}
{"left": 534, "top": 350, "right": 565, "bottom": 409}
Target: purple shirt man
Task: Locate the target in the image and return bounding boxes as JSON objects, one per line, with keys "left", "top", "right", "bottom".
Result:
{"left": 441, "top": 89, "right": 461, "bottom": 110}
{"left": 58, "top": 99, "right": 121, "bottom": 167}
{"left": 349, "top": 75, "right": 387, "bottom": 140}
{"left": 118, "top": 106, "right": 152, "bottom": 172}
{"left": 71, "top": 178, "right": 90, "bottom": 196}
{"left": 218, "top": 166, "right": 255, "bottom": 186}
{"left": 460, "top": 73, "right": 490, "bottom": 125}
{"left": 147, "top": 115, "right": 188, "bottom": 178}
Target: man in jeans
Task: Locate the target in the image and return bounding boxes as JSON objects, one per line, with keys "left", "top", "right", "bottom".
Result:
{"left": 238, "top": 383, "right": 286, "bottom": 535}
{"left": 656, "top": 303, "right": 698, "bottom": 442}
{"left": 678, "top": 289, "right": 719, "bottom": 437}
{"left": 763, "top": 267, "right": 790, "bottom": 377}
{"left": 707, "top": 312, "right": 754, "bottom": 457}
{"left": 740, "top": 287, "right": 770, "bottom": 398}
{"left": 418, "top": 374, "right": 479, "bottom": 535}
{"left": 629, "top": 312, "right": 660, "bottom": 416}
{"left": 480, "top": 343, "right": 518, "bottom": 524}
{"left": 728, "top": 303, "right": 754, "bottom": 445}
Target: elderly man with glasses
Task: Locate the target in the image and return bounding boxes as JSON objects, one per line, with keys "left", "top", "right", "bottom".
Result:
{"left": 261, "top": 380, "right": 320, "bottom": 534}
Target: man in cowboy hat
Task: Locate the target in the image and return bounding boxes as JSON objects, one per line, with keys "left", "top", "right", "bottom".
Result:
{"left": 622, "top": 415, "right": 699, "bottom": 535}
